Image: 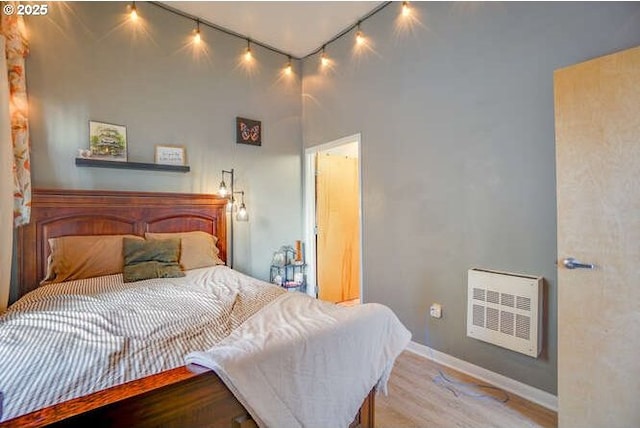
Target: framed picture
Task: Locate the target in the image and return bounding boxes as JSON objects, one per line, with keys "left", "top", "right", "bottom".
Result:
{"left": 155, "top": 145, "right": 186, "bottom": 166}
{"left": 89, "top": 121, "right": 127, "bottom": 162}
{"left": 236, "top": 117, "right": 261, "bottom": 146}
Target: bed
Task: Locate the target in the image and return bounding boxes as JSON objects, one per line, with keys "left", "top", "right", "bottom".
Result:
{"left": 0, "top": 189, "right": 409, "bottom": 427}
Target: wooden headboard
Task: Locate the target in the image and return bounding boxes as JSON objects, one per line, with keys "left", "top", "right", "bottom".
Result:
{"left": 17, "top": 189, "right": 228, "bottom": 300}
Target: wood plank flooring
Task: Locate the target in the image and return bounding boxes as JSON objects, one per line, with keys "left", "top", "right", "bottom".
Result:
{"left": 337, "top": 298, "right": 360, "bottom": 307}
{"left": 376, "top": 351, "right": 557, "bottom": 428}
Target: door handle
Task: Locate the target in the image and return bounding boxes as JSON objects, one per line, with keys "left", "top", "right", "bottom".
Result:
{"left": 562, "top": 257, "right": 595, "bottom": 269}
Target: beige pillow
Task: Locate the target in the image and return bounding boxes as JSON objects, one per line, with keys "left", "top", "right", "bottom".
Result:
{"left": 144, "top": 231, "right": 224, "bottom": 270}
{"left": 42, "top": 234, "right": 143, "bottom": 284}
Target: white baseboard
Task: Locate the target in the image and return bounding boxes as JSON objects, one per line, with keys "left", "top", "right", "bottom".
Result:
{"left": 406, "top": 341, "right": 558, "bottom": 412}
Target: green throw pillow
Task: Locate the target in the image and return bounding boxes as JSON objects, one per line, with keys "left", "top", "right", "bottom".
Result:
{"left": 123, "top": 238, "right": 185, "bottom": 283}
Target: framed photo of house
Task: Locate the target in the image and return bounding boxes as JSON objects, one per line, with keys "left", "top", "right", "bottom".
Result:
{"left": 89, "top": 121, "right": 127, "bottom": 162}
{"left": 155, "top": 145, "right": 186, "bottom": 166}
{"left": 236, "top": 117, "right": 262, "bottom": 146}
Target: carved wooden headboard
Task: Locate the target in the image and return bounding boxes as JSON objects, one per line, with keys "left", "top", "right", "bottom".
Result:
{"left": 17, "top": 189, "right": 228, "bottom": 300}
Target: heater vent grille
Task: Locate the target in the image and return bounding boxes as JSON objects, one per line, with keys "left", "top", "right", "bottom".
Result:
{"left": 516, "top": 314, "right": 531, "bottom": 340}
{"left": 467, "top": 269, "right": 543, "bottom": 357}
{"left": 517, "top": 296, "right": 531, "bottom": 311}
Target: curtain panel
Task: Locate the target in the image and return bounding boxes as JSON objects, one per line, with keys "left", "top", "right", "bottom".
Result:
{"left": 1, "top": 1, "right": 31, "bottom": 227}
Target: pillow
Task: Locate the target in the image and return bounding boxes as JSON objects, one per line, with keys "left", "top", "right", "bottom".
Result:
{"left": 122, "top": 237, "right": 185, "bottom": 283}
{"left": 144, "top": 231, "right": 224, "bottom": 270}
{"left": 42, "top": 234, "right": 143, "bottom": 284}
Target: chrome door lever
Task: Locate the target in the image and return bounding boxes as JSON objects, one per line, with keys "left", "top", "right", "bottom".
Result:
{"left": 562, "top": 257, "right": 594, "bottom": 269}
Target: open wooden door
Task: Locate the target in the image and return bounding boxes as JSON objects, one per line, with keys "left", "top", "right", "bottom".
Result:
{"left": 555, "top": 46, "right": 640, "bottom": 427}
{"left": 316, "top": 152, "right": 360, "bottom": 303}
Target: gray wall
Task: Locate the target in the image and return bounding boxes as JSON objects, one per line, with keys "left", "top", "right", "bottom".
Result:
{"left": 25, "top": 2, "right": 303, "bottom": 280}
{"left": 302, "top": 2, "right": 640, "bottom": 394}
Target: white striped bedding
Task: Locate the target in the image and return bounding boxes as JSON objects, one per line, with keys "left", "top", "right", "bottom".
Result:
{"left": 0, "top": 266, "right": 285, "bottom": 422}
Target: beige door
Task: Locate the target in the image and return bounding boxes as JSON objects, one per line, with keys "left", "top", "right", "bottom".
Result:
{"left": 555, "top": 46, "right": 640, "bottom": 427}
{"left": 316, "top": 153, "right": 360, "bottom": 303}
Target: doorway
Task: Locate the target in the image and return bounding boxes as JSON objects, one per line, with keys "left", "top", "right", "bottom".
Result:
{"left": 304, "top": 134, "right": 362, "bottom": 303}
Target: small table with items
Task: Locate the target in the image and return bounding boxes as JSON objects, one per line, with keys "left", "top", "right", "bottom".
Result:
{"left": 270, "top": 244, "right": 306, "bottom": 293}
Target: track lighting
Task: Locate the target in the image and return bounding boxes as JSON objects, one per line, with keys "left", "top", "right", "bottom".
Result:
{"left": 121, "top": 2, "right": 399, "bottom": 76}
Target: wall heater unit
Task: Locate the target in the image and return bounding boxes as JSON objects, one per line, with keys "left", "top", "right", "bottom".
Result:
{"left": 467, "top": 268, "right": 543, "bottom": 357}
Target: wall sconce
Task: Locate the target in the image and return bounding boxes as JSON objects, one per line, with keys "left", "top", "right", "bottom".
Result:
{"left": 234, "top": 191, "right": 249, "bottom": 222}
{"left": 218, "top": 168, "right": 233, "bottom": 198}
{"left": 218, "top": 168, "right": 250, "bottom": 268}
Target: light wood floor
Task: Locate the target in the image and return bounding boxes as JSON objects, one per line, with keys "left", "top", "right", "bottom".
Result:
{"left": 376, "top": 351, "right": 557, "bottom": 428}
{"left": 337, "top": 298, "right": 360, "bottom": 307}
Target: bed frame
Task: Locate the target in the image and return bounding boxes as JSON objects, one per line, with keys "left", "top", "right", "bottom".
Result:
{"left": 3, "top": 188, "right": 374, "bottom": 427}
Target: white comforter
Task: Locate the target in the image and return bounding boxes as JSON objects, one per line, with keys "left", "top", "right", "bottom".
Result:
{"left": 186, "top": 292, "right": 411, "bottom": 428}
{"left": 1, "top": 265, "right": 410, "bottom": 426}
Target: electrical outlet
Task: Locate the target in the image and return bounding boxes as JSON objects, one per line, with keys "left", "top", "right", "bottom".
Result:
{"left": 430, "top": 303, "right": 442, "bottom": 319}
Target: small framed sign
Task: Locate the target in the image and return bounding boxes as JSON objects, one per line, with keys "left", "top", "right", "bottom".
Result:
{"left": 236, "top": 117, "right": 261, "bottom": 146}
{"left": 155, "top": 145, "right": 186, "bottom": 166}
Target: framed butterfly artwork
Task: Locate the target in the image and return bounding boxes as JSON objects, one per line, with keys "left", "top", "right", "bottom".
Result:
{"left": 236, "top": 117, "right": 262, "bottom": 146}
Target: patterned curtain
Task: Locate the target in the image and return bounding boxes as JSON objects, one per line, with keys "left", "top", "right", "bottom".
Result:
{"left": 1, "top": 1, "right": 31, "bottom": 227}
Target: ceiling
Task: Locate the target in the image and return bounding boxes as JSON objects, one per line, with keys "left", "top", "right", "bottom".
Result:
{"left": 163, "top": 1, "right": 383, "bottom": 58}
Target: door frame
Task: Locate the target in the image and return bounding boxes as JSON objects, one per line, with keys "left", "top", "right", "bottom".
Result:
{"left": 304, "top": 133, "right": 363, "bottom": 300}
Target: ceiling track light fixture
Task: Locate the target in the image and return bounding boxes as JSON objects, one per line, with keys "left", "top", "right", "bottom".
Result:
{"left": 148, "top": 2, "right": 301, "bottom": 61}
{"left": 134, "top": 1, "right": 397, "bottom": 71}
{"left": 300, "top": 1, "right": 391, "bottom": 60}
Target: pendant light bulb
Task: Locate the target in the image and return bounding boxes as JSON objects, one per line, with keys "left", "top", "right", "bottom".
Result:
{"left": 244, "top": 40, "right": 252, "bottom": 62}
{"left": 130, "top": 2, "right": 138, "bottom": 21}
{"left": 321, "top": 48, "right": 329, "bottom": 67}
{"left": 236, "top": 202, "right": 248, "bottom": 221}
{"left": 285, "top": 57, "right": 293, "bottom": 75}
{"left": 194, "top": 21, "right": 201, "bottom": 44}
{"left": 402, "top": 1, "right": 411, "bottom": 17}
{"left": 218, "top": 180, "right": 228, "bottom": 197}
{"left": 236, "top": 191, "right": 248, "bottom": 221}
{"left": 355, "top": 24, "right": 364, "bottom": 46}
